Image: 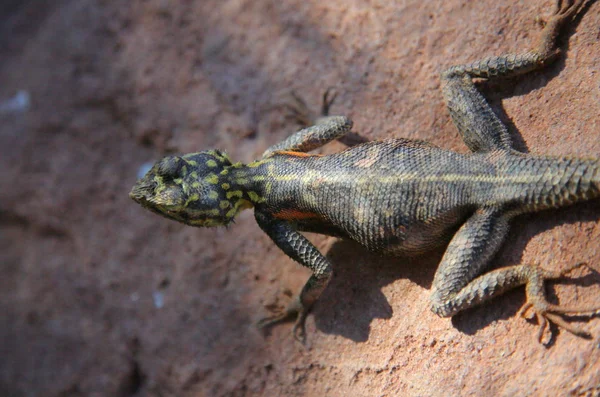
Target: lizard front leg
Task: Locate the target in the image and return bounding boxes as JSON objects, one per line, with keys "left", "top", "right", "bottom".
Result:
{"left": 441, "top": 0, "right": 587, "bottom": 153}
{"left": 262, "top": 89, "right": 354, "bottom": 157}
{"left": 254, "top": 211, "right": 333, "bottom": 342}
{"left": 431, "top": 208, "right": 600, "bottom": 342}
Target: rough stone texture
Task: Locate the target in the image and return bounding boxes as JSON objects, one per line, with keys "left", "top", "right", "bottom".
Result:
{"left": 1, "top": 0, "right": 599, "bottom": 396}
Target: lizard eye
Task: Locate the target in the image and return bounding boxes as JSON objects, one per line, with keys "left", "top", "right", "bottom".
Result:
{"left": 156, "top": 156, "right": 183, "bottom": 178}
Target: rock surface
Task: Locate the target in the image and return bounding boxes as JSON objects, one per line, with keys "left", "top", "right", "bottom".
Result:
{"left": 1, "top": 0, "right": 599, "bottom": 396}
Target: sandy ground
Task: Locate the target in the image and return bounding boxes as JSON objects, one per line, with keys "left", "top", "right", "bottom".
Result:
{"left": 1, "top": 0, "right": 600, "bottom": 396}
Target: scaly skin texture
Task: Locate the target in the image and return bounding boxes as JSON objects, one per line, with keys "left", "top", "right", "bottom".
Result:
{"left": 130, "top": 0, "right": 600, "bottom": 343}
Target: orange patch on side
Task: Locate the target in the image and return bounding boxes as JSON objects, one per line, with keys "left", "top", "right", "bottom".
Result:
{"left": 276, "top": 151, "right": 322, "bottom": 158}
{"left": 273, "top": 209, "right": 320, "bottom": 220}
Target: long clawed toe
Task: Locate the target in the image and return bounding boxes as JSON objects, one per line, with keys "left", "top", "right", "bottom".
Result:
{"left": 257, "top": 311, "right": 292, "bottom": 329}
{"left": 320, "top": 87, "right": 337, "bottom": 117}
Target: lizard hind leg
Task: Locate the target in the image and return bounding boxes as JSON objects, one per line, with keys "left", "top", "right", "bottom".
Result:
{"left": 430, "top": 210, "right": 599, "bottom": 342}
{"left": 519, "top": 262, "right": 600, "bottom": 342}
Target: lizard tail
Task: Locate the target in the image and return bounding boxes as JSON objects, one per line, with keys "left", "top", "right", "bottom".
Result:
{"left": 503, "top": 156, "right": 600, "bottom": 213}
{"left": 534, "top": 156, "right": 600, "bottom": 209}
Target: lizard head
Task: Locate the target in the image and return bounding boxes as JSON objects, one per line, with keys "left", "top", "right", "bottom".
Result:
{"left": 130, "top": 150, "right": 248, "bottom": 227}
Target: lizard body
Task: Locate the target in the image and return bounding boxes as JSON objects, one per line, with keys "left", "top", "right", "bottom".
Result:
{"left": 225, "top": 140, "right": 599, "bottom": 256}
{"left": 130, "top": 0, "right": 600, "bottom": 342}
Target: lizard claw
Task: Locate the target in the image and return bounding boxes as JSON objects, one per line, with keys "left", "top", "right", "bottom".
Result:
{"left": 521, "top": 263, "right": 599, "bottom": 343}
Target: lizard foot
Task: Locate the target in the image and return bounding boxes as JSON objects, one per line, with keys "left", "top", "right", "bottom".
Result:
{"left": 283, "top": 88, "right": 367, "bottom": 147}
{"left": 553, "top": 0, "right": 587, "bottom": 23}
{"left": 257, "top": 297, "right": 308, "bottom": 343}
{"left": 519, "top": 262, "right": 600, "bottom": 343}
{"left": 537, "top": 0, "right": 588, "bottom": 58}
{"left": 284, "top": 87, "right": 337, "bottom": 126}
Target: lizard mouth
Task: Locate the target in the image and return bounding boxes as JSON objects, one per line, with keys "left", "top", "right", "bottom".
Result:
{"left": 129, "top": 181, "right": 156, "bottom": 204}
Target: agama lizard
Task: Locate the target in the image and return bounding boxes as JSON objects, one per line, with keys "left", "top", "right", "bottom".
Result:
{"left": 130, "top": 0, "right": 600, "bottom": 342}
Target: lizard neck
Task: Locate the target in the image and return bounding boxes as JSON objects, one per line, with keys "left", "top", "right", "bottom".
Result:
{"left": 216, "top": 160, "right": 270, "bottom": 219}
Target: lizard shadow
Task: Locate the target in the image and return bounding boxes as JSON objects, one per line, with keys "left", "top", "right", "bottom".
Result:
{"left": 313, "top": 200, "right": 600, "bottom": 343}
{"left": 313, "top": 239, "right": 443, "bottom": 342}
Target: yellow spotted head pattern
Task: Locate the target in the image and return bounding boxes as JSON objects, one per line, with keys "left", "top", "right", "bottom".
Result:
{"left": 129, "top": 150, "right": 252, "bottom": 227}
